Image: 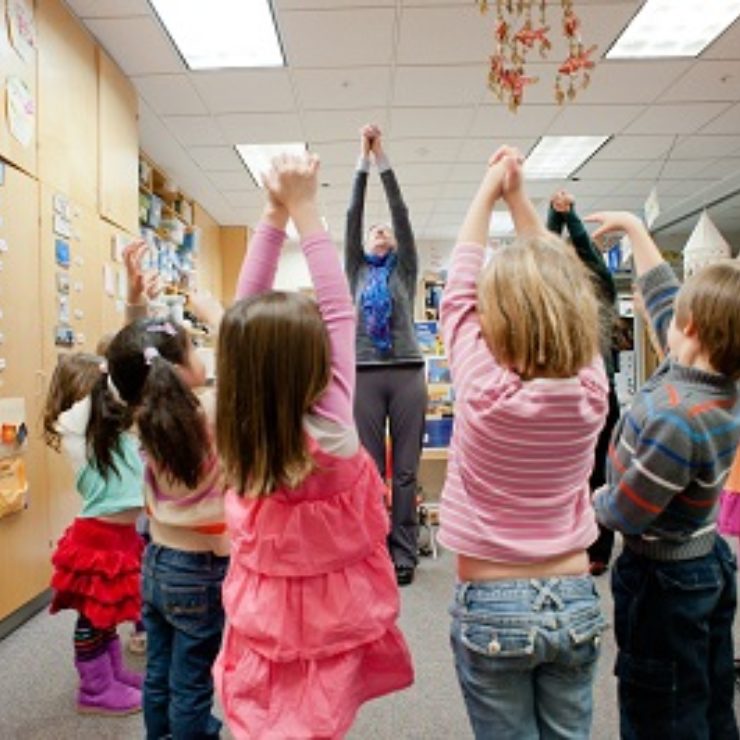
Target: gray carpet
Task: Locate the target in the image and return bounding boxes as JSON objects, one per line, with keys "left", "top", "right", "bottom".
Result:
{"left": 0, "top": 543, "right": 737, "bottom": 739}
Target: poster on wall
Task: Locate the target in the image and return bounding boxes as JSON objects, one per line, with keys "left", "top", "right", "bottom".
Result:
{"left": 6, "top": 76, "right": 35, "bottom": 147}
{"left": 7, "top": 0, "right": 36, "bottom": 62}
{"left": 0, "top": 397, "right": 29, "bottom": 519}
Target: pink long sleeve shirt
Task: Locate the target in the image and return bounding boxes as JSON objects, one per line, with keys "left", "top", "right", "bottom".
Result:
{"left": 437, "top": 243, "right": 608, "bottom": 563}
{"left": 235, "top": 223, "right": 358, "bottom": 455}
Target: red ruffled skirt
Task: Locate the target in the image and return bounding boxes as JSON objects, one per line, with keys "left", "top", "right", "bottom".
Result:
{"left": 50, "top": 517, "right": 144, "bottom": 629}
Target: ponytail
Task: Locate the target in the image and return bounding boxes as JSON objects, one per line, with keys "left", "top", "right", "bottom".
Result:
{"left": 136, "top": 356, "right": 209, "bottom": 489}
{"left": 86, "top": 373, "right": 134, "bottom": 477}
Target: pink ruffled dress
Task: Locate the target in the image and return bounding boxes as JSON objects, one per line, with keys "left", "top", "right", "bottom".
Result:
{"left": 214, "top": 440, "right": 413, "bottom": 739}
{"left": 718, "top": 447, "right": 740, "bottom": 537}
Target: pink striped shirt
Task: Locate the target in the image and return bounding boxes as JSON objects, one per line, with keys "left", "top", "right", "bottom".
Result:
{"left": 437, "top": 243, "right": 608, "bottom": 563}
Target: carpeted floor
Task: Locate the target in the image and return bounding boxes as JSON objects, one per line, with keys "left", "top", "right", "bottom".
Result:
{"left": 0, "top": 542, "right": 737, "bottom": 739}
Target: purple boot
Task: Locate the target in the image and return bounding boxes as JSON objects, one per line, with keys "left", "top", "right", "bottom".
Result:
{"left": 75, "top": 652, "right": 142, "bottom": 715}
{"left": 106, "top": 635, "right": 144, "bottom": 689}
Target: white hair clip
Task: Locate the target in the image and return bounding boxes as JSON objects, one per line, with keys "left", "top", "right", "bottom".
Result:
{"left": 143, "top": 346, "right": 160, "bottom": 366}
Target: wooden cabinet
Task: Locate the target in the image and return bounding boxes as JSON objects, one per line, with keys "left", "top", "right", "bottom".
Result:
{"left": 0, "top": 165, "right": 49, "bottom": 621}
{"left": 220, "top": 226, "right": 249, "bottom": 304}
{"left": 37, "top": 0, "right": 98, "bottom": 209}
{"left": 98, "top": 49, "right": 138, "bottom": 234}
{"left": 193, "top": 204, "right": 223, "bottom": 301}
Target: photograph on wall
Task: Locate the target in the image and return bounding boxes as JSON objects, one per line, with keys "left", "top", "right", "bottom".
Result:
{"left": 426, "top": 356, "right": 451, "bottom": 385}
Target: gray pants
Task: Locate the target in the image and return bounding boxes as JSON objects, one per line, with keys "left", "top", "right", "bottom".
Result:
{"left": 355, "top": 364, "right": 427, "bottom": 569}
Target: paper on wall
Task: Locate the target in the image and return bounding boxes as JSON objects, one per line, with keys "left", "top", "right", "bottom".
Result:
{"left": 6, "top": 76, "right": 34, "bottom": 148}
{"left": 7, "top": 0, "right": 36, "bottom": 63}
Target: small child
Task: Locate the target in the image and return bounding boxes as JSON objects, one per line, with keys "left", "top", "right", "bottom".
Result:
{"left": 43, "top": 352, "right": 145, "bottom": 715}
{"left": 588, "top": 211, "right": 740, "bottom": 738}
{"left": 213, "top": 153, "right": 414, "bottom": 738}
{"left": 102, "top": 313, "right": 227, "bottom": 740}
{"left": 438, "top": 148, "right": 609, "bottom": 739}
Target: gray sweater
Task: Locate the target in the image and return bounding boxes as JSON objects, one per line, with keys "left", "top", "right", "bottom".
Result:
{"left": 344, "top": 159, "right": 423, "bottom": 366}
{"left": 594, "top": 262, "right": 740, "bottom": 560}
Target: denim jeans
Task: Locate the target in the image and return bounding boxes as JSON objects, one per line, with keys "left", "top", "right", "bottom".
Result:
{"left": 450, "top": 575, "right": 606, "bottom": 740}
{"left": 612, "top": 537, "right": 738, "bottom": 740}
{"left": 142, "top": 544, "right": 228, "bottom": 740}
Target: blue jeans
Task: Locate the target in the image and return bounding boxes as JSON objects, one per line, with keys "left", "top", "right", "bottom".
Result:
{"left": 612, "top": 537, "right": 738, "bottom": 740}
{"left": 142, "top": 544, "right": 228, "bottom": 740}
{"left": 450, "top": 575, "right": 606, "bottom": 740}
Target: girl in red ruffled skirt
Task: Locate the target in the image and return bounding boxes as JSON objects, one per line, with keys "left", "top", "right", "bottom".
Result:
{"left": 44, "top": 352, "right": 145, "bottom": 716}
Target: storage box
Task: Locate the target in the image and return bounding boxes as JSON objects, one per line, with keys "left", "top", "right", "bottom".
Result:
{"left": 423, "top": 417, "right": 453, "bottom": 448}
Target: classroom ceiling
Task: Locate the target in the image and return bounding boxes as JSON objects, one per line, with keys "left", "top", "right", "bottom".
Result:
{"left": 65, "top": 0, "right": 740, "bottom": 260}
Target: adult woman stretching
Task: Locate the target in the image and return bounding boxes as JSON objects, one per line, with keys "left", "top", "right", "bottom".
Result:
{"left": 345, "top": 124, "right": 427, "bottom": 586}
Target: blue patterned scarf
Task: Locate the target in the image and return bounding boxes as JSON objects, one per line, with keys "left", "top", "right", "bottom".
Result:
{"left": 360, "top": 251, "right": 397, "bottom": 353}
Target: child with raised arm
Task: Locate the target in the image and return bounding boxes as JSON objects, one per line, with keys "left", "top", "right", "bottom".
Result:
{"left": 214, "top": 153, "right": 413, "bottom": 739}
{"left": 439, "top": 148, "right": 609, "bottom": 739}
{"left": 587, "top": 211, "right": 740, "bottom": 739}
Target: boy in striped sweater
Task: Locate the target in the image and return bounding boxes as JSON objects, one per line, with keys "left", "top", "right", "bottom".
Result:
{"left": 587, "top": 211, "right": 740, "bottom": 740}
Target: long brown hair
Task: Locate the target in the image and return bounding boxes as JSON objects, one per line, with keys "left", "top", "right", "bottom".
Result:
{"left": 88, "top": 319, "right": 209, "bottom": 485}
{"left": 43, "top": 353, "right": 103, "bottom": 451}
{"left": 478, "top": 234, "right": 600, "bottom": 379}
{"left": 216, "top": 292, "right": 331, "bottom": 497}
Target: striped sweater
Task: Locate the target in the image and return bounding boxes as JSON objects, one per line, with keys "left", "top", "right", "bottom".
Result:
{"left": 437, "top": 242, "right": 609, "bottom": 563}
{"left": 594, "top": 262, "right": 740, "bottom": 554}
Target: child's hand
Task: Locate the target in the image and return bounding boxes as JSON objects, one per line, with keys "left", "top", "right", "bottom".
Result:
{"left": 359, "top": 124, "right": 375, "bottom": 157}
{"left": 369, "top": 126, "right": 384, "bottom": 158}
{"left": 123, "top": 240, "right": 152, "bottom": 304}
{"left": 265, "top": 153, "right": 320, "bottom": 214}
{"left": 551, "top": 190, "right": 574, "bottom": 213}
{"left": 583, "top": 211, "right": 643, "bottom": 244}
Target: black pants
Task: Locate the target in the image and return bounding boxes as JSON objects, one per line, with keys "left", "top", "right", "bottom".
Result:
{"left": 588, "top": 381, "right": 621, "bottom": 565}
{"left": 355, "top": 364, "right": 427, "bottom": 569}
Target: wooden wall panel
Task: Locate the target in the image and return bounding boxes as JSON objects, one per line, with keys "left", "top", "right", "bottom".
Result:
{"left": 0, "top": 166, "right": 48, "bottom": 620}
{"left": 0, "top": 0, "right": 38, "bottom": 176}
{"left": 193, "top": 203, "right": 223, "bottom": 301}
{"left": 98, "top": 217, "right": 136, "bottom": 337}
{"left": 37, "top": 0, "right": 98, "bottom": 209}
{"left": 220, "top": 226, "right": 249, "bottom": 305}
{"left": 98, "top": 49, "right": 138, "bottom": 234}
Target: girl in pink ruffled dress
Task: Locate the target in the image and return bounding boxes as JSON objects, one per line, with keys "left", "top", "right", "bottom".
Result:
{"left": 213, "top": 153, "right": 414, "bottom": 739}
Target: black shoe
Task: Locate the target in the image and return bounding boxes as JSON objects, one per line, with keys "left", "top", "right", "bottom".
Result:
{"left": 395, "top": 565, "right": 415, "bottom": 587}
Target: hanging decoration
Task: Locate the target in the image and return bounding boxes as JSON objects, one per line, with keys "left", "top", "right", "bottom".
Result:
{"left": 478, "top": 0, "right": 596, "bottom": 112}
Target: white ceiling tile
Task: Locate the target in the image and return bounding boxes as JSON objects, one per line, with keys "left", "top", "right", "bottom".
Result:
{"left": 624, "top": 103, "right": 731, "bottom": 135}
{"left": 189, "top": 147, "right": 245, "bottom": 172}
{"left": 393, "top": 66, "right": 488, "bottom": 107}
{"left": 307, "top": 141, "right": 360, "bottom": 168}
{"left": 293, "top": 68, "right": 392, "bottom": 111}
{"left": 671, "top": 135, "right": 740, "bottom": 159}
{"left": 397, "top": 7, "right": 492, "bottom": 65}
{"left": 598, "top": 135, "right": 678, "bottom": 160}
{"left": 457, "top": 137, "right": 537, "bottom": 162}
{"left": 191, "top": 70, "right": 296, "bottom": 113}
{"left": 640, "top": 159, "right": 717, "bottom": 180}
{"left": 133, "top": 75, "right": 207, "bottom": 115}
{"left": 700, "top": 103, "right": 740, "bottom": 135}
{"left": 65, "top": 0, "right": 150, "bottom": 17}
{"left": 703, "top": 16, "right": 740, "bottom": 61}
{"left": 217, "top": 113, "right": 304, "bottom": 144}
{"left": 390, "top": 138, "right": 462, "bottom": 163}
{"left": 276, "top": 0, "right": 395, "bottom": 7}
{"left": 469, "top": 103, "right": 560, "bottom": 137}
{"left": 659, "top": 61, "right": 740, "bottom": 103}
{"left": 576, "top": 158, "right": 652, "bottom": 180}
{"left": 659, "top": 179, "right": 721, "bottom": 197}
{"left": 447, "top": 161, "right": 487, "bottom": 183}
{"left": 547, "top": 105, "right": 643, "bottom": 136}
{"left": 568, "top": 60, "right": 691, "bottom": 105}
{"left": 279, "top": 9, "right": 395, "bottom": 67}
{"left": 558, "top": 180, "right": 621, "bottom": 197}
{"left": 612, "top": 180, "right": 661, "bottom": 198}
{"left": 86, "top": 17, "right": 182, "bottom": 75}
{"left": 390, "top": 107, "right": 475, "bottom": 138}
{"left": 695, "top": 156, "right": 740, "bottom": 180}
{"left": 303, "top": 109, "right": 388, "bottom": 142}
{"left": 208, "top": 171, "right": 259, "bottom": 190}
{"left": 162, "top": 116, "right": 227, "bottom": 146}
{"left": 389, "top": 162, "right": 453, "bottom": 185}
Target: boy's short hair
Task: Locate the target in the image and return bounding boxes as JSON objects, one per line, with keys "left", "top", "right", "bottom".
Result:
{"left": 478, "top": 233, "right": 600, "bottom": 380}
{"left": 675, "top": 260, "right": 740, "bottom": 380}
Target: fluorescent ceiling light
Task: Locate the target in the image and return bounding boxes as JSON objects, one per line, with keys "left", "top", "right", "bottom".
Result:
{"left": 524, "top": 136, "right": 610, "bottom": 179}
{"left": 150, "top": 0, "right": 284, "bottom": 70}
{"left": 607, "top": 0, "right": 740, "bottom": 59}
{"left": 236, "top": 143, "right": 307, "bottom": 187}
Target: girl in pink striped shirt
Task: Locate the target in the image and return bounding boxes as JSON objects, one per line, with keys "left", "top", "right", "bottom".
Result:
{"left": 440, "top": 147, "right": 609, "bottom": 739}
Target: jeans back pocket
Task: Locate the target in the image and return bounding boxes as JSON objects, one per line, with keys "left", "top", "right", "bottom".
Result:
{"left": 460, "top": 621, "right": 536, "bottom": 662}
{"left": 161, "top": 583, "right": 210, "bottom": 636}
{"left": 565, "top": 605, "right": 608, "bottom": 668}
